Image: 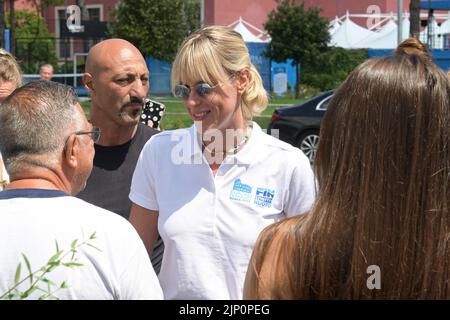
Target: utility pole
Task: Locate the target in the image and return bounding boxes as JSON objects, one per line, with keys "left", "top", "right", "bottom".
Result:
{"left": 410, "top": 0, "right": 421, "bottom": 38}
{"left": 398, "top": 0, "right": 403, "bottom": 45}
{"left": 200, "top": 0, "right": 204, "bottom": 28}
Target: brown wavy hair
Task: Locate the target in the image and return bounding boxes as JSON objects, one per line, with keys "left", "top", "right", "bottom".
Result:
{"left": 395, "top": 37, "right": 432, "bottom": 62}
{"left": 245, "top": 40, "right": 450, "bottom": 299}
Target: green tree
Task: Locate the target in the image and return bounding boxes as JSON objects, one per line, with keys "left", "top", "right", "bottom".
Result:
{"left": 6, "top": 9, "right": 57, "bottom": 74}
{"left": 185, "top": 0, "right": 201, "bottom": 33}
{"left": 264, "top": 0, "right": 330, "bottom": 98}
{"left": 109, "top": 0, "right": 200, "bottom": 62}
{"left": 301, "top": 47, "right": 368, "bottom": 91}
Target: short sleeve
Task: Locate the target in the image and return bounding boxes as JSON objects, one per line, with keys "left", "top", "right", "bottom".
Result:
{"left": 129, "top": 137, "right": 159, "bottom": 210}
{"left": 283, "top": 150, "right": 316, "bottom": 217}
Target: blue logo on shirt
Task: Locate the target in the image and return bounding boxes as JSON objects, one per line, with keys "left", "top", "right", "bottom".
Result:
{"left": 254, "top": 188, "right": 275, "bottom": 208}
{"left": 230, "top": 179, "right": 252, "bottom": 202}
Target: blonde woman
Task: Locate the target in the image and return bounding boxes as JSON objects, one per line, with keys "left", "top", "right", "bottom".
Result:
{"left": 129, "top": 26, "right": 315, "bottom": 299}
{"left": 0, "top": 49, "right": 22, "bottom": 190}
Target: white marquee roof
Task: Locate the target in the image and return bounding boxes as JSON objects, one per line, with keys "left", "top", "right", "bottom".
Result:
{"left": 329, "top": 14, "right": 374, "bottom": 48}
{"left": 228, "top": 17, "right": 270, "bottom": 43}
{"left": 330, "top": 13, "right": 450, "bottom": 49}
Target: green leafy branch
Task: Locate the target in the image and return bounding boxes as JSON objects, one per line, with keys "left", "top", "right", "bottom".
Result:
{"left": 0, "top": 231, "right": 101, "bottom": 300}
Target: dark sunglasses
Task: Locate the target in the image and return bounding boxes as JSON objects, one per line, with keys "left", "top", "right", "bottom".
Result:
{"left": 174, "top": 74, "right": 237, "bottom": 100}
{"left": 74, "top": 127, "right": 101, "bottom": 143}
{"left": 174, "top": 82, "right": 220, "bottom": 100}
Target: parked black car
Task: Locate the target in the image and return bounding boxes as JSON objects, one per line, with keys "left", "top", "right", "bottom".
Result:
{"left": 267, "top": 90, "right": 334, "bottom": 163}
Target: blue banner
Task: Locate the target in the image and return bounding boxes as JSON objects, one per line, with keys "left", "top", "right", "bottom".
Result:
{"left": 4, "top": 29, "right": 10, "bottom": 52}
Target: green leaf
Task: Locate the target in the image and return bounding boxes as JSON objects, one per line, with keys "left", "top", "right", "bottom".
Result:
{"left": 21, "top": 254, "right": 33, "bottom": 285}
{"left": 62, "top": 262, "right": 83, "bottom": 268}
{"left": 14, "top": 263, "right": 22, "bottom": 285}
{"left": 46, "top": 262, "right": 60, "bottom": 273}
{"left": 55, "top": 240, "right": 60, "bottom": 253}
{"left": 60, "top": 281, "right": 69, "bottom": 289}
{"left": 70, "top": 239, "right": 78, "bottom": 250}
{"left": 21, "top": 285, "right": 38, "bottom": 299}
{"left": 87, "top": 243, "right": 102, "bottom": 252}
{"left": 41, "top": 278, "right": 56, "bottom": 286}
{"left": 89, "top": 232, "right": 97, "bottom": 240}
{"left": 47, "top": 250, "right": 63, "bottom": 264}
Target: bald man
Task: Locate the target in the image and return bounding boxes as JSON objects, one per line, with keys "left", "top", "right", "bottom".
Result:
{"left": 77, "top": 39, "right": 164, "bottom": 274}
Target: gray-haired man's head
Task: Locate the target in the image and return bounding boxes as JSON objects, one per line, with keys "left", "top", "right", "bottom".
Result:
{"left": 0, "top": 80, "right": 85, "bottom": 176}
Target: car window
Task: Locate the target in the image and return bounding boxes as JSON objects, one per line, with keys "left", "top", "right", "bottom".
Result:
{"left": 316, "top": 94, "right": 333, "bottom": 111}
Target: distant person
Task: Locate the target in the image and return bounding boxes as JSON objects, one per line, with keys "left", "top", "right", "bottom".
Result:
{"left": 76, "top": 39, "right": 164, "bottom": 274}
{"left": 0, "top": 81, "right": 163, "bottom": 299}
{"left": 244, "top": 38, "right": 450, "bottom": 299}
{"left": 129, "top": 26, "right": 316, "bottom": 300}
{"left": 39, "top": 64, "right": 53, "bottom": 81}
{"left": 0, "top": 48, "right": 22, "bottom": 190}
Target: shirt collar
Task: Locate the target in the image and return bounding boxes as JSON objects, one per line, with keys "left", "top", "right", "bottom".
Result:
{"left": 230, "top": 121, "right": 262, "bottom": 165}
{"left": 0, "top": 188, "right": 69, "bottom": 199}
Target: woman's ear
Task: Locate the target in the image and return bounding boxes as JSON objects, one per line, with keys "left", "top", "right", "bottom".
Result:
{"left": 237, "top": 68, "right": 250, "bottom": 94}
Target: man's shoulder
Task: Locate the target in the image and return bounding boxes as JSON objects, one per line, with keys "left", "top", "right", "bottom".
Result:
{"left": 62, "top": 196, "right": 133, "bottom": 227}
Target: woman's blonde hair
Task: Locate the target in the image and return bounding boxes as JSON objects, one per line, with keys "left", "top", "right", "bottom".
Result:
{"left": 171, "top": 25, "right": 268, "bottom": 120}
{"left": 0, "top": 49, "right": 22, "bottom": 87}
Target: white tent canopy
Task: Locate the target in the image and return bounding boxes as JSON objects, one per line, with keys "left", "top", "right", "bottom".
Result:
{"left": 328, "top": 16, "right": 341, "bottom": 36}
{"left": 228, "top": 17, "right": 270, "bottom": 43}
{"left": 329, "top": 12, "right": 374, "bottom": 48}
{"left": 330, "top": 12, "right": 450, "bottom": 49}
{"left": 355, "top": 19, "right": 398, "bottom": 49}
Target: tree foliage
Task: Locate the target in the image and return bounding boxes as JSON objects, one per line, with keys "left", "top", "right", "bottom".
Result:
{"left": 6, "top": 10, "right": 58, "bottom": 74}
{"left": 26, "top": 0, "right": 63, "bottom": 17}
{"left": 109, "top": 0, "right": 200, "bottom": 63}
{"left": 264, "top": 0, "right": 330, "bottom": 97}
{"left": 301, "top": 47, "right": 368, "bottom": 91}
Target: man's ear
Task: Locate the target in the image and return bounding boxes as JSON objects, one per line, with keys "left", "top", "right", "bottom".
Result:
{"left": 63, "top": 134, "right": 79, "bottom": 169}
{"left": 83, "top": 73, "right": 94, "bottom": 93}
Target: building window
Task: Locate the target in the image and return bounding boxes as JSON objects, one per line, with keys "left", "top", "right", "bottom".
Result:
{"left": 87, "top": 8, "right": 101, "bottom": 22}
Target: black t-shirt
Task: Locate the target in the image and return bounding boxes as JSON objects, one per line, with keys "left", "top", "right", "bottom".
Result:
{"left": 77, "top": 123, "right": 164, "bottom": 273}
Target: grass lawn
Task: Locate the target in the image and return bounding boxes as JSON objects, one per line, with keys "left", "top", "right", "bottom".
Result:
{"left": 80, "top": 96, "right": 305, "bottom": 130}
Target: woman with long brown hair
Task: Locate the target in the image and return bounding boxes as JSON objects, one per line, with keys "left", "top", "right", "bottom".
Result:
{"left": 244, "top": 38, "right": 450, "bottom": 299}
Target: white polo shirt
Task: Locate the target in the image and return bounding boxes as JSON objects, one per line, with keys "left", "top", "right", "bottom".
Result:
{"left": 130, "top": 122, "right": 315, "bottom": 300}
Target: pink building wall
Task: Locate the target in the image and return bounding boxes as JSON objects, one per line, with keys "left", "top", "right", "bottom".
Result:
{"left": 5, "top": 0, "right": 36, "bottom": 11}
{"left": 204, "top": 0, "right": 279, "bottom": 30}
{"left": 205, "top": 0, "right": 414, "bottom": 30}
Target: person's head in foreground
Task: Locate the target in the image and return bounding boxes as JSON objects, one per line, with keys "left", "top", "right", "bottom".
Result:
{"left": 244, "top": 38, "right": 450, "bottom": 299}
{"left": 0, "top": 80, "right": 96, "bottom": 195}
